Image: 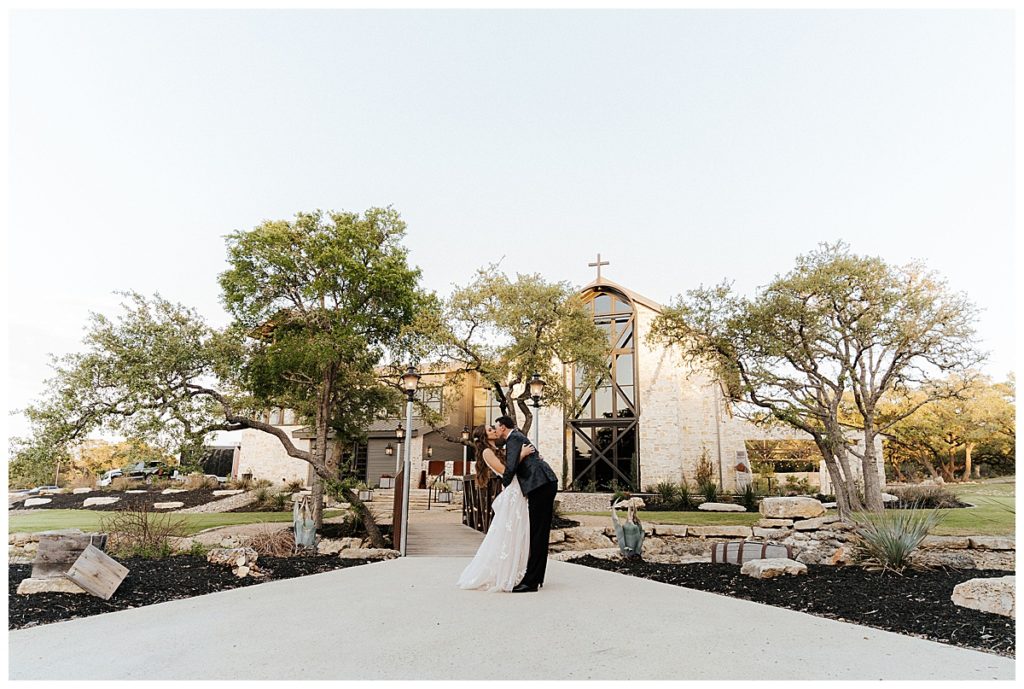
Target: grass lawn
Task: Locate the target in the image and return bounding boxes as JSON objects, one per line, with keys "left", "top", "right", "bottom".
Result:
{"left": 568, "top": 477, "right": 1016, "bottom": 536}
{"left": 8, "top": 509, "right": 346, "bottom": 535}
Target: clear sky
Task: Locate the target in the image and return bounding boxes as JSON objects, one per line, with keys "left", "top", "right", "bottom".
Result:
{"left": 7, "top": 9, "right": 1015, "bottom": 442}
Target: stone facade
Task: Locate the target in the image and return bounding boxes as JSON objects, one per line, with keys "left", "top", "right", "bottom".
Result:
{"left": 236, "top": 426, "right": 310, "bottom": 485}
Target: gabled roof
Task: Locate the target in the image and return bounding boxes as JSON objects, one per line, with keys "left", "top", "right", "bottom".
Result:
{"left": 579, "top": 276, "right": 664, "bottom": 313}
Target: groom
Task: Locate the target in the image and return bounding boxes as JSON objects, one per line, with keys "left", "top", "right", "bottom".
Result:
{"left": 494, "top": 416, "right": 558, "bottom": 593}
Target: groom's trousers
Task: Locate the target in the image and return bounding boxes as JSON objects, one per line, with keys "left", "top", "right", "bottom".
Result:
{"left": 522, "top": 480, "right": 558, "bottom": 587}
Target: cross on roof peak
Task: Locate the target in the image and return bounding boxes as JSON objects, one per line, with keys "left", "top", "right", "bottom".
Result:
{"left": 589, "top": 253, "right": 609, "bottom": 280}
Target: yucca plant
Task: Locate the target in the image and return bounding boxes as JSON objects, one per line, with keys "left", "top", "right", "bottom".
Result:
{"left": 699, "top": 481, "right": 718, "bottom": 504}
{"left": 653, "top": 481, "right": 679, "bottom": 506}
{"left": 676, "top": 483, "right": 694, "bottom": 510}
{"left": 851, "top": 502, "right": 945, "bottom": 574}
{"left": 739, "top": 483, "right": 759, "bottom": 511}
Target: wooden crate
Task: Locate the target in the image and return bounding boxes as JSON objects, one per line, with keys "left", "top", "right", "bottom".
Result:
{"left": 32, "top": 532, "right": 108, "bottom": 579}
{"left": 66, "top": 545, "right": 129, "bottom": 600}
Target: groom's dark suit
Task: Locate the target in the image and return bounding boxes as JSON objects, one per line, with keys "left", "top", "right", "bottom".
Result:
{"left": 501, "top": 428, "right": 558, "bottom": 589}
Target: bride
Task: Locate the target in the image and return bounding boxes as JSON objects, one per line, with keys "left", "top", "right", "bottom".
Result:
{"left": 456, "top": 424, "right": 535, "bottom": 592}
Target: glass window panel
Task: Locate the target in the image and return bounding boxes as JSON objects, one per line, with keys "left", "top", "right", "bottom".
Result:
{"left": 594, "top": 386, "right": 613, "bottom": 418}
{"left": 619, "top": 385, "right": 634, "bottom": 406}
{"left": 615, "top": 324, "right": 634, "bottom": 351}
{"left": 593, "top": 294, "right": 611, "bottom": 315}
{"left": 598, "top": 321, "right": 612, "bottom": 342}
{"left": 615, "top": 354, "right": 634, "bottom": 385}
{"left": 613, "top": 297, "right": 632, "bottom": 314}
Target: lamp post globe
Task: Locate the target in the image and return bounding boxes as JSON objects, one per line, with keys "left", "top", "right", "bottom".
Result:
{"left": 528, "top": 372, "right": 546, "bottom": 444}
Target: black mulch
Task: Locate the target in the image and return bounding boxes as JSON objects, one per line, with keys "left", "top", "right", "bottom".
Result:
{"left": 551, "top": 516, "right": 581, "bottom": 529}
{"left": 572, "top": 557, "right": 1014, "bottom": 657}
{"left": 9, "top": 555, "right": 370, "bottom": 630}
{"left": 9, "top": 488, "right": 229, "bottom": 512}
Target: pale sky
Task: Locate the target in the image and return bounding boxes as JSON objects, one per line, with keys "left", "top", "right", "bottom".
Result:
{"left": 7, "top": 9, "right": 1015, "bottom": 444}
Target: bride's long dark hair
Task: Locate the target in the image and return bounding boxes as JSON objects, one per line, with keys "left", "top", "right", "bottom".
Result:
{"left": 472, "top": 424, "right": 504, "bottom": 488}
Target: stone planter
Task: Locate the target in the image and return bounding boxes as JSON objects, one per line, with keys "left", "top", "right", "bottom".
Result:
{"left": 378, "top": 477, "right": 395, "bottom": 489}
{"left": 358, "top": 489, "right": 374, "bottom": 502}
{"left": 435, "top": 491, "right": 452, "bottom": 504}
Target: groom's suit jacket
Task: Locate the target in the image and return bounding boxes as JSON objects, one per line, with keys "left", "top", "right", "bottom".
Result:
{"left": 501, "top": 429, "right": 558, "bottom": 496}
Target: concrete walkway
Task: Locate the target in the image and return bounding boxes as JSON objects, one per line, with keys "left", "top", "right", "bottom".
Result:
{"left": 9, "top": 557, "right": 1013, "bottom": 681}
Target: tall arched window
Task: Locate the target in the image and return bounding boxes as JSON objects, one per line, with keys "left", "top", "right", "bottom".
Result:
{"left": 569, "top": 287, "right": 639, "bottom": 491}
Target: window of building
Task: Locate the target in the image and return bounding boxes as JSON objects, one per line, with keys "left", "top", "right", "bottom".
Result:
{"left": 472, "top": 386, "right": 504, "bottom": 427}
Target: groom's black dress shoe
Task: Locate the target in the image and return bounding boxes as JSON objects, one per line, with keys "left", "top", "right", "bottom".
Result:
{"left": 512, "top": 584, "right": 538, "bottom": 593}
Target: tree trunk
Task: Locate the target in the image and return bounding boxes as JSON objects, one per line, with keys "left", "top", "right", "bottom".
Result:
{"left": 859, "top": 428, "right": 884, "bottom": 512}
{"left": 919, "top": 452, "right": 941, "bottom": 479}
{"left": 312, "top": 368, "right": 335, "bottom": 529}
{"left": 962, "top": 442, "right": 974, "bottom": 482}
{"left": 342, "top": 487, "right": 386, "bottom": 548}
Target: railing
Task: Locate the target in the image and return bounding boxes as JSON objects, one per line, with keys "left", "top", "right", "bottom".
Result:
{"left": 462, "top": 474, "right": 503, "bottom": 533}
{"left": 392, "top": 469, "right": 405, "bottom": 551}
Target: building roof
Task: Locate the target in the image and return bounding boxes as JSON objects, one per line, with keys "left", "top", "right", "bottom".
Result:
{"left": 579, "top": 276, "right": 664, "bottom": 313}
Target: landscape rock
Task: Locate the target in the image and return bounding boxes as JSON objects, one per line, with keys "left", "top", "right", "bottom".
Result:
{"left": 740, "top": 558, "right": 808, "bottom": 579}
{"left": 752, "top": 527, "right": 790, "bottom": 539}
{"left": 207, "top": 547, "right": 259, "bottom": 568}
{"left": 697, "top": 502, "right": 746, "bottom": 512}
{"left": 755, "top": 519, "right": 793, "bottom": 528}
{"left": 17, "top": 577, "right": 89, "bottom": 595}
{"left": 39, "top": 487, "right": 63, "bottom": 495}
{"left": 125, "top": 490, "right": 147, "bottom": 494}
{"left": 549, "top": 548, "right": 622, "bottom": 562}
{"left": 951, "top": 576, "right": 1015, "bottom": 618}
{"left": 759, "top": 497, "right": 825, "bottom": 519}
{"left": 793, "top": 515, "right": 841, "bottom": 531}
{"left": 968, "top": 536, "right": 1015, "bottom": 551}
{"left": 822, "top": 502, "right": 837, "bottom": 508}
{"left": 317, "top": 537, "right": 363, "bottom": 555}
{"left": 162, "top": 489, "right": 187, "bottom": 494}
{"left": 920, "top": 535, "right": 971, "bottom": 549}
{"left": 83, "top": 497, "right": 120, "bottom": 507}
{"left": 911, "top": 550, "right": 977, "bottom": 569}
{"left": 687, "top": 525, "right": 753, "bottom": 538}
{"left": 562, "top": 527, "right": 615, "bottom": 550}
{"left": 153, "top": 502, "right": 184, "bottom": 509}
{"left": 213, "top": 489, "right": 245, "bottom": 496}
{"left": 549, "top": 530, "right": 566, "bottom": 544}
{"left": 24, "top": 498, "right": 52, "bottom": 507}
{"left": 881, "top": 492, "right": 899, "bottom": 503}
{"left": 652, "top": 525, "right": 688, "bottom": 537}
{"left": 338, "top": 548, "right": 400, "bottom": 561}
{"left": 72, "top": 488, "right": 93, "bottom": 494}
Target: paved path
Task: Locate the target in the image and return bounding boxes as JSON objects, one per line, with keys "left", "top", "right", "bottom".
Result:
{"left": 9, "top": 558, "right": 1013, "bottom": 681}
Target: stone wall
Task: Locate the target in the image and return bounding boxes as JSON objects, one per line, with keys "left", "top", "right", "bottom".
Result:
{"left": 545, "top": 522, "right": 1015, "bottom": 571}
{"left": 236, "top": 427, "right": 311, "bottom": 485}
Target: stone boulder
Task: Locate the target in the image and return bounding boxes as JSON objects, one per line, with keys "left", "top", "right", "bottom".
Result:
{"left": 968, "top": 536, "right": 1015, "bottom": 551}
{"left": 125, "top": 490, "right": 147, "bottom": 494}
{"left": 687, "top": 525, "right": 753, "bottom": 538}
{"left": 740, "top": 558, "right": 808, "bottom": 579}
{"left": 24, "top": 498, "right": 52, "bottom": 507}
{"left": 920, "top": 535, "right": 970, "bottom": 549}
{"left": 759, "top": 497, "right": 825, "bottom": 519}
{"left": 652, "top": 525, "right": 688, "bottom": 537}
{"left": 549, "top": 548, "right": 622, "bottom": 562}
{"left": 338, "top": 548, "right": 400, "bottom": 561}
{"left": 548, "top": 530, "right": 566, "bottom": 544}
{"left": 317, "top": 537, "right": 363, "bottom": 555}
{"left": 562, "top": 527, "right": 615, "bottom": 550}
{"left": 912, "top": 550, "right": 976, "bottom": 569}
{"left": 9, "top": 532, "right": 35, "bottom": 546}
{"left": 951, "top": 576, "right": 1015, "bottom": 618}
{"left": 162, "top": 488, "right": 187, "bottom": 494}
{"left": 83, "top": 496, "right": 120, "bottom": 507}
{"left": 207, "top": 547, "right": 260, "bottom": 578}
{"left": 17, "top": 577, "right": 89, "bottom": 595}
{"left": 752, "top": 527, "right": 790, "bottom": 539}
{"left": 792, "top": 515, "right": 841, "bottom": 531}
{"left": 213, "top": 489, "right": 245, "bottom": 496}
{"left": 153, "top": 502, "right": 184, "bottom": 510}
{"left": 698, "top": 502, "right": 746, "bottom": 512}
{"left": 72, "top": 487, "right": 93, "bottom": 494}
{"left": 755, "top": 519, "right": 794, "bottom": 528}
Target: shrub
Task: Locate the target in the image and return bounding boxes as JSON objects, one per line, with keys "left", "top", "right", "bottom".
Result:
{"left": 738, "top": 483, "right": 759, "bottom": 511}
{"left": 187, "top": 540, "right": 210, "bottom": 558}
{"left": 271, "top": 492, "right": 289, "bottom": 511}
{"left": 110, "top": 477, "right": 133, "bottom": 492}
{"left": 284, "top": 479, "right": 305, "bottom": 493}
{"left": 783, "top": 476, "right": 813, "bottom": 496}
{"left": 694, "top": 447, "right": 715, "bottom": 488}
{"left": 653, "top": 481, "right": 679, "bottom": 505}
{"left": 101, "top": 504, "right": 187, "bottom": 559}
{"left": 886, "top": 484, "right": 961, "bottom": 509}
{"left": 248, "top": 525, "right": 295, "bottom": 557}
{"left": 851, "top": 503, "right": 945, "bottom": 573}
{"left": 254, "top": 478, "right": 273, "bottom": 490}
{"left": 700, "top": 481, "right": 718, "bottom": 503}
{"left": 69, "top": 474, "right": 97, "bottom": 490}
{"left": 229, "top": 476, "right": 254, "bottom": 491}
{"left": 676, "top": 482, "right": 694, "bottom": 510}
{"left": 183, "top": 474, "right": 217, "bottom": 491}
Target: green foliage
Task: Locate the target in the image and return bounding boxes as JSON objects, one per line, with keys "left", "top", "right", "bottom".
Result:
{"left": 851, "top": 504, "right": 945, "bottom": 573}
{"left": 738, "top": 483, "right": 759, "bottom": 511}
{"left": 700, "top": 482, "right": 718, "bottom": 503}
{"left": 783, "top": 475, "right": 813, "bottom": 496}
{"left": 676, "top": 482, "right": 694, "bottom": 510}
{"left": 271, "top": 492, "right": 289, "bottom": 511}
{"left": 653, "top": 481, "right": 679, "bottom": 504}
{"left": 187, "top": 540, "right": 210, "bottom": 558}
{"left": 102, "top": 504, "right": 186, "bottom": 560}
{"left": 694, "top": 447, "right": 715, "bottom": 490}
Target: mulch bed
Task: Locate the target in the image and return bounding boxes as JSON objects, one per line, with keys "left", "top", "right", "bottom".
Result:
{"left": 551, "top": 516, "right": 581, "bottom": 529}
{"left": 9, "top": 488, "right": 229, "bottom": 512}
{"left": 572, "top": 557, "right": 1014, "bottom": 657}
{"left": 9, "top": 555, "right": 370, "bottom": 630}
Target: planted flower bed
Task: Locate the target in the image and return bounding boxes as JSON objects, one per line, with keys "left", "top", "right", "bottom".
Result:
{"left": 9, "top": 554, "right": 370, "bottom": 630}
{"left": 572, "top": 556, "right": 1014, "bottom": 657}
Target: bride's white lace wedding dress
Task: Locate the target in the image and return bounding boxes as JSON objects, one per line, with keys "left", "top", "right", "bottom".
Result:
{"left": 456, "top": 477, "right": 530, "bottom": 592}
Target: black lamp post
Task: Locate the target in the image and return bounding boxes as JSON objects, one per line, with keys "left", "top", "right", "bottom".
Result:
{"left": 398, "top": 365, "right": 420, "bottom": 556}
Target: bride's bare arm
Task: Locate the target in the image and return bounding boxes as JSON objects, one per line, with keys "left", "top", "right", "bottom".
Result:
{"left": 482, "top": 448, "right": 505, "bottom": 474}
